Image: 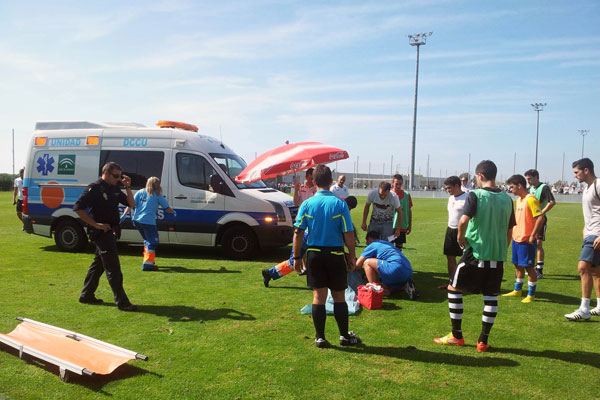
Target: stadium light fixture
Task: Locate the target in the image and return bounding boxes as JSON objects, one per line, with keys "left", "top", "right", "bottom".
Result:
{"left": 578, "top": 129, "right": 589, "bottom": 157}
{"left": 407, "top": 31, "right": 432, "bottom": 190}
{"left": 531, "top": 102, "right": 546, "bottom": 170}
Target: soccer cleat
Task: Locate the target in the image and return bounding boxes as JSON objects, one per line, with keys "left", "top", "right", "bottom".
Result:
{"left": 502, "top": 290, "right": 522, "bottom": 297}
{"left": 405, "top": 279, "right": 419, "bottom": 300}
{"left": 340, "top": 331, "right": 362, "bottom": 346}
{"left": 142, "top": 265, "right": 159, "bottom": 271}
{"left": 521, "top": 295, "right": 535, "bottom": 303}
{"left": 564, "top": 308, "right": 591, "bottom": 321}
{"left": 476, "top": 341, "right": 489, "bottom": 352}
{"left": 314, "top": 338, "right": 329, "bottom": 348}
{"left": 298, "top": 267, "right": 307, "bottom": 276}
{"left": 590, "top": 306, "right": 600, "bottom": 316}
{"left": 535, "top": 268, "right": 544, "bottom": 279}
{"left": 261, "top": 269, "right": 271, "bottom": 288}
{"left": 433, "top": 333, "right": 465, "bottom": 346}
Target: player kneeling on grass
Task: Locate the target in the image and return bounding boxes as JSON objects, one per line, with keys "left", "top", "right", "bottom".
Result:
{"left": 356, "top": 231, "right": 417, "bottom": 299}
{"left": 434, "top": 160, "right": 515, "bottom": 353}
{"left": 503, "top": 174, "right": 546, "bottom": 303}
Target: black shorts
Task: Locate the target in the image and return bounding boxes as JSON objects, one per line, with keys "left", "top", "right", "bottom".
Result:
{"left": 537, "top": 219, "right": 547, "bottom": 241}
{"left": 443, "top": 227, "right": 462, "bottom": 256}
{"left": 393, "top": 232, "right": 407, "bottom": 246}
{"left": 16, "top": 199, "right": 23, "bottom": 212}
{"left": 306, "top": 247, "right": 347, "bottom": 291}
{"left": 450, "top": 247, "right": 504, "bottom": 296}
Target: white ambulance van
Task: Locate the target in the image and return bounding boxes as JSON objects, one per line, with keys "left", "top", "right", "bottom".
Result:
{"left": 22, "top": 120, "right": 297, "bottom": 259}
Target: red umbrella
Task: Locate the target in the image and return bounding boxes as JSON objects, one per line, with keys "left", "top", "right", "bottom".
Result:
{"left": 234, "top": 142, "right": 349, "bottom": 184}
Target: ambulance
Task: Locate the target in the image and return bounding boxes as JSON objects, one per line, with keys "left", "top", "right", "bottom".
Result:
{"left": 22, "top": 120, "right": 297, "bottom": 259}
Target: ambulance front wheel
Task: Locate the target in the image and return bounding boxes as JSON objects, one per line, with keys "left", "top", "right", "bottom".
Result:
{"left": 54, "top": 220, "right": 88, "bottom": 252}
{"left": 221, "top": 225, "right": 258, "bottom": 260}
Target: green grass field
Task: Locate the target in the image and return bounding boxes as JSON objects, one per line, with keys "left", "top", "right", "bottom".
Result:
{"left": 0, "top": 191, "right": 598, "bottom": 399}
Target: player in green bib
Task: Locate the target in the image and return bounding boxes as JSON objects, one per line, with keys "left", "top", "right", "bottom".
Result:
{"left": 391, "top": 174, "right": 412, "bottom": 250}
{"left": 434, "top": 160, "right": 515, "bottom": 353}
{"left": 525, "top": 169, "right": 556, "bottom": 278}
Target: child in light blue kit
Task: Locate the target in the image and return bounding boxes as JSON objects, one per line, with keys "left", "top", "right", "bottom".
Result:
{"left": 126, "top": 177, "right": 175, "bottom": 271}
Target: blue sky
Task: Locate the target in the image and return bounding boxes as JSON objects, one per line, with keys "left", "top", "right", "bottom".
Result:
{"left": 1, "top": 0, "right": 598, "bottom": 184}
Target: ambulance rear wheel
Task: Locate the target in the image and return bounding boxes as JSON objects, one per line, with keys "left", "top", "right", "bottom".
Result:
{"left": 222, "top": 226, "right": 258, "bottom": 260}
{"left": 54, "top": 220, "right": 88, "bottom": 252}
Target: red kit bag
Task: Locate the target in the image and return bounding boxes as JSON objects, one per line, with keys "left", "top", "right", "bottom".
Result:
{"left": 357, "top": 283, "right": 384, "bottom": 310}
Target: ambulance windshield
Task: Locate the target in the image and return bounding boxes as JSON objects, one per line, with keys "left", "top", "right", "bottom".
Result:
{"left": 210, "top": 153, "right": 267, "bottom": 189}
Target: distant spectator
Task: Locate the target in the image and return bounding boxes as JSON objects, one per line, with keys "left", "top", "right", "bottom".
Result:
{"left": 13, "top": 168, "right": 24, "bottom": 223}
{"left": 460, "top": 175, "right": 472, "bottom": 192}
{"left": 293, "top": 168, "right": 316, "bottom": 206}
{"left": 330, "top": 174, "right": 349, "bottom": 199}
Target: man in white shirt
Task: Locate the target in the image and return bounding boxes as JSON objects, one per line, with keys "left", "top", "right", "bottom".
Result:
{"left": 12, "top": 168, "right": 24, "bottom": 222}
{"left": 330, "top": 174, "right": 349, "bottom": 199}
{"left": 460, "top": 175, "right": 472, "bottom": 192}
{"left": 441, "top": 176, "right": 467, "bottom": 289}
{"left": 293, "top": 168, "right": 316, "bottom": 206}
{"left": 565, "top": 158, "right": 600, "bottom": 321}
{"left": 361, "top": 182, "right": 401, "bottom": 240}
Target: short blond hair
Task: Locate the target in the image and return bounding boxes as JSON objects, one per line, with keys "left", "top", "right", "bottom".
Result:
{"left": 145, "top": 176, "right": 162, "bottom": 195}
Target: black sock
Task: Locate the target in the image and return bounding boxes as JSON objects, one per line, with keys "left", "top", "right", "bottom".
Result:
{"left": 448, "top": 290, "right": 463, "bottom": 339}
{"left": 536, "top": 261, "right": 544, "bottom": 270}
{"left": 478, "top": 295, "right": 498, "bottom": 344}
{"left": 312, "top": 304, "right": 326, "bottom": 339}
{"left": 333, "top": 302, "right": 349, "bottom": 337}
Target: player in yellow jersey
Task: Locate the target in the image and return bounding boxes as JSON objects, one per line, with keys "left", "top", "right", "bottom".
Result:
{"left": 503, "top": 175, "right": 546, "bottom": 303}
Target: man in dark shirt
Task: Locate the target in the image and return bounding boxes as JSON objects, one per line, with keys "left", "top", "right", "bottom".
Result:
{"left": 73, "top": 162, "right": 137, "bottom": 311}
{"left": 524, "top": 169, "right": 556, "bottom": 278}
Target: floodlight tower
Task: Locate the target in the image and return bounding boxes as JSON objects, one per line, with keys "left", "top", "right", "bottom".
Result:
{"left": 408, "top": 31, "right": 432, "bottom": 190}
{"left": 531, "top": 102, "right": 546, "bottom": 170}
{"left": 579, "top": 129, "right": 589, "bottom": 157}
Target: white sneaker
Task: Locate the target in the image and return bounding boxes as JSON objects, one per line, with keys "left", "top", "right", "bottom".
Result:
{"left": 590, "top": 306, "right": 600, "bottom": 316}
{"left": 564, "top": 308, "right": 591, "bottom": 321}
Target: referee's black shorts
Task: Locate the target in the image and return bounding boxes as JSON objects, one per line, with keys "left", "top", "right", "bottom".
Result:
{"left": 306, "top": 246, "right": 347, "bottom": 291}
{"left": 443, "top": 227, "right": 463, "bottom": 256}
{"left": 450, "top": 247, "right": 504, "bottom": 296}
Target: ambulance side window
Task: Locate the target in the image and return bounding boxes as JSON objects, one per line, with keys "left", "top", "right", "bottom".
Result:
{"left": 99, "top": 150, "right": 165, "bottom": 189}
{"left": 176, "top": 153, "right": 216, "bottom": 191}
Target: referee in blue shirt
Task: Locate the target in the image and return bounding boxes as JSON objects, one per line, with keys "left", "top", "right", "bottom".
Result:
{"left": 293, "top": 164, "right": 361, "bottom": 348}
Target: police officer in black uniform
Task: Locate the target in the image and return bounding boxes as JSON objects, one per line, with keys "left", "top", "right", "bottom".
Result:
{"left": 74, "top": 162, "right": 137, "bottom": 311}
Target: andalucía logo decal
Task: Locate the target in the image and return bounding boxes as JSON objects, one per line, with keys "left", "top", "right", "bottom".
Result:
{"left": 58, "top": 155, "right": 76, "bottom": 175}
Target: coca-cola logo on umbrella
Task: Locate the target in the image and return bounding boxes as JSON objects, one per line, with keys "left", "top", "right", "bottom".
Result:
{"left": 290, "top": 160, "right": 308, "bottom": 170}
{"left": 329, "top": 151, "right": 346, "bottom": 160}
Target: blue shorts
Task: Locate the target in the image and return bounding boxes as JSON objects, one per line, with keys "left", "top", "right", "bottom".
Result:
{"left": 377, "top": 259, "right": 412, "bottom": 289}
{"left": 511, "top": 240, "right": 537, "bottom": 267}
{"left": 580, "top": 236, "right": 600, "bottom": 266}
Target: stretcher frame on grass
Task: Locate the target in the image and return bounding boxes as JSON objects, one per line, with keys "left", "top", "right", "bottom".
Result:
{"left": 0, "top": 317, "right": 148, "bottom": 382}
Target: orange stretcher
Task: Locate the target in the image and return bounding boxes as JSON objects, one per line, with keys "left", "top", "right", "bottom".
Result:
{"left": 0, "top": 317, "right": 147, "bottom": 382}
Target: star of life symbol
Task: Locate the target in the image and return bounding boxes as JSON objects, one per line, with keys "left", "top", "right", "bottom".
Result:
{"left": 36, "top": 154, "right": 55, "bottom": 176}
